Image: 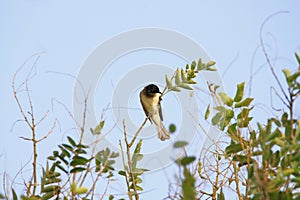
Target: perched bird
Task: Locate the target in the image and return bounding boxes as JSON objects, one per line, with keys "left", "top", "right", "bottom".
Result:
{"left": 139, "top": 84, "right": 170, "bottom": 141}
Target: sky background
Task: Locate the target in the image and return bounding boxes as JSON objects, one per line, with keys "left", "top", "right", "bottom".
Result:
{"left": 1, "top": 1, "right": 300, "bottom": 199}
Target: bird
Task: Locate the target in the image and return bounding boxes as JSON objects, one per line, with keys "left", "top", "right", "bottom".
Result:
{"left": 139, "top": 84, "right": 170, "bottom": 141}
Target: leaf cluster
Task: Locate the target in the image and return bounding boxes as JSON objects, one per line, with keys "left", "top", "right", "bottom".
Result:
{"left": 119, "top": 139, "right": 149, "bottom": 195}
{"left": 166, "top": 59, "right": 216, "bottom": 92}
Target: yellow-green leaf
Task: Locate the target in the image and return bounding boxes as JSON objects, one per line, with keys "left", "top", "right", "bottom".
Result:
{"left": 171, "top": 86, "right": 181, "bottom": 92}
{"left": 178, "top": 83, "right": 193, "bottom": 90}
{"left": 282, "top": 68, "right": 291, "bottom": 79}
{"left": 283, "top": 168, "right": 295, "bottom": 176}
{"left": 169, "top": 124, "right": 176, "bottom": 133}
{"left": 191, "top": 60, "right": 196, "bottom": 70}
{"left": 234, "top": 82, "right": 245, "bottom": 102}
{"left": 295, "top": 52, "right": 300, "bottom": 65}
{"left": 205, "top": 104, "right": 210, "bottom": 120}
{"left": 197, "top": 58, "right": 204, "bottom": 70}
{"left": 180, "top": 156, "right": 196, "bottom": 165}
{"left": 234, "top": 98, "right": 254, "bottom": 108}
{"left": 165, "top": 75, "right": 172, "bottom": 89}
{"left": 225, "top": 143, "right": 243, "bottom": 155}
{"left": 175, "top": 69, "right": 181, "bottom": 85}
{"left": 74, "top": 187, "right": 88, "bottom": 194}
{"left": 71, "top": 182, "right": 77, "bottom": 192}
{"left": 173, "top": 141, "right": 188, "bottom": 148}
{"left": 181, "top": 69, "right": 189, "bottom": 83}
{"left": 206, "top": 61, "right": 216, "bottom": 68}
{"left": 218, "top": 92, "right": 234, "bottom": 107}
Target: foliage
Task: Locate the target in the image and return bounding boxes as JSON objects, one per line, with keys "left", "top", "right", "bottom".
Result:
{"left": 200, "top": 53, "right": 300, "bottom": 199}
{"left": 40, "top": 133, "right": 119, "bottom": 199}
{"left": 174, "top": 141, "right": 197, "bottom": 200}
{"left": 3, "top": 52, "right": 300, "bottom": 200}
{"left": 165, "top": 59, "right": 216, "bottom": 92}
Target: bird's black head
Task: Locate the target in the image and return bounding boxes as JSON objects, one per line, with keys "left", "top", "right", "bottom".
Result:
{"left": 144, "top": 84, "right": 161, "bottom": 94}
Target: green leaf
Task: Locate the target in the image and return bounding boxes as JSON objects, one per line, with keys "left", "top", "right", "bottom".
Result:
{"left": 212, "top": 112, "right": 222, "bottom": 126}
{"left": 234, "top": 82, "right": 245, "bottom": 102}
{"left": 70, "top": 156, "right": 89, "bottom": 166}
{"left": 45, "top": 171, "right": 60, "bottom": 179}
{"left": 197, "top": 58, "right": 204, "bottom": 70}
{"left": 118, "top": 170, "right": 126, "bottom": 176}
{"left": 41, "top": 192, "right": 55, "bottom": 200}
{"left": 287, "top": 71, "right": 300, "bottom": 84}
{"left": 165, "top": 75, "right": 172, "bottom": 89}
{"left": 132, "top": 168, "right": 149, "bottom": 175}
{"left": 217, "top": 188, "right": 225, "bottom": 200}
{"left": 180, "top": 156, "right": 196, "bottom": 166}
{"left": 282, "top": 68, "right": 292, "bottom": 87}
{"left": 58, "top": 145, "right": 71, "bottom": 158}
{"left": 234, "top": 98, "right": 253, "bottom": 108}
{"left": 43, "top": 177, "right": 61, "bottom": 185}
{"left": 191, "top": 60, "right": 196, "bottom": 70}
{"left": 173, "top": 141, "right": 188, "bottom": 148}
{"left": 135, "top": 177, "right": 143, "bottom": 184}
{"left": 93, "top": 120, "right": 105, "bottom": 135}
{"left": 175, "top": 69, "right": 181, "bottom": 85}
{"left": 205, "top": 67, "right": 217, "bottom": 71}
{"left": 135, "top": 185, "right": 144, "bottom": 191}
{"left": 67, "top": 136, "right": 76, "bottom": 147}
{"left": 237, "top": 107, "right": 253, "bottom": 128}
{"left": 206, "top": 61, "right": 216, "bottom": 68}
{"left": 295, "top": 53, "right": 300, "bottom": 65}
{"left": 61, "top": 144, "right": 73, "bottom": 151}
{"left": 225, "top": 143, "right": 243, "bottom": 155}
{"left": 12, "top": 189, "right": 17, "bottom": 200}
{"left": 227, "top": 123, "right": 240, "bottom": 142}
{"left": 134, "top": 139, "right": 143, "bottom": 154}
{"left": 282, "top": 68, "right": 291, "bottom": 78}
{"left": 170, "top": 86, "right": 181, "bottom": 92}
{"left": 266, "top": 128, "right": 281, "bottom": 142}
{"left": 74, "top": 187, "right": 88, "bottom": 194}
{"left": 205, "top": 104, "right": 210, "bottom": 120}
{"left": 232, "top": 155, "right": 248, "bottom": 166}
{"left": 283, "top": 168, "right": 296, "bottom": 176}
{"left": 42, "top": 185, "right": 59, "bottom": 193}
{"left": 181, "top": 69, "right": 189, "bottom": 83}
{"left": 70, "top": 167, "right": 86, "bottom": 173}
{"left": 109, "top": 195, "right": 114, "bottom": 200}
{"left": 218, "top": 92, "right": 233, "bottom": 106}
{"left": 169, "top": 124, "right": 176, "bottom": 133}
{"left": 110, "top": 152, "right": 119, "bottom": 158}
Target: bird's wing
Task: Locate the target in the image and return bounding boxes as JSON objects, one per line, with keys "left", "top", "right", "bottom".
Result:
{"left": 158, "top": 101, "right": 163, "bottom": 121}
{"left": 149, "top": 105, "right": 161, "bottom": 126}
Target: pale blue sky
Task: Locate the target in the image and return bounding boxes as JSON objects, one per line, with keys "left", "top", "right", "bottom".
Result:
{"left": 1, "top": 1, "right": 300, "bottom": 199}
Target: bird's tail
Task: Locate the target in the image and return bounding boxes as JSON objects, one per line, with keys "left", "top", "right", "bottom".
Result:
{"left": 156, "top": 123, "right": 170, "bottom": 141}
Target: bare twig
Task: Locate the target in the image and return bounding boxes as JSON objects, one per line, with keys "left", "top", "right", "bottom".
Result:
{"left": 128, "top": 118, "right": 148, "bottom": 147}
{"left": 11, "top": 53, "right": 56, "bottom": 196}
{"left": 119, "top": 140, "right": 132, "bottom": 200}
{"left": 260, "top": 11, "right": 290, "bottom": 106}
{"left": 122, "top": 120, "right": 139, "bottom": 200}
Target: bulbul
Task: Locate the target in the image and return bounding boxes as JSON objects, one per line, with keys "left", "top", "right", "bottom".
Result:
{"left": 139, "top": 84, "right": 170, "bottom": 141}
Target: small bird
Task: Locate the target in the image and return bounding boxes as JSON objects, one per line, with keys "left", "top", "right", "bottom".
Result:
{"left": 139, "top": 84, "right": 170, "bottom": 141}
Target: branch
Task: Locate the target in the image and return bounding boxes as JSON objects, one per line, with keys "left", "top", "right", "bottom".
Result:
{"left": 260, "top": 11, "right": 290, "bottom": 106}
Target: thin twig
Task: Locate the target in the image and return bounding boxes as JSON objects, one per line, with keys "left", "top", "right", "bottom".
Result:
{"left": 128, "top": 118, "right": 148, "bottom": 147}
{"left": 119, "top": 140, "right": 132, "bottom": 200}
{"left": 260, "top": 11, "right": 290, "bottom": 107}
{"left": 123, "top": 120, "right": 139, "bottom": 200}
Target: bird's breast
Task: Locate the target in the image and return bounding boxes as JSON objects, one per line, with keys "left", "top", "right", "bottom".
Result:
{"left": 140, "top": 92, "right": 160, "bottom": 112}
